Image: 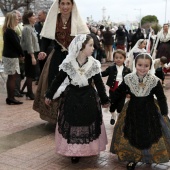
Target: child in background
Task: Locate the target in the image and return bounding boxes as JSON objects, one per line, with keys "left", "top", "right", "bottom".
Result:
{"left": 126, "top": 39, "right": 147, "bottom": 71}
{"left": 101, "top": 49, "right": 131, "bottom": 125}
{"left": 154, "top": 56, "right": 167, "bottom": 87}
{"left": 110, "top": 53, "right": 170, "bottom": 170}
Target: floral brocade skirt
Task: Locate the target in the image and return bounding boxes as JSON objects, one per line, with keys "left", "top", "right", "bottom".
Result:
{"left": 110, "top": 101, "right": 170, "bottom": 164}
{"left": 2, "top": 56, "right": 20, "bottom": 75}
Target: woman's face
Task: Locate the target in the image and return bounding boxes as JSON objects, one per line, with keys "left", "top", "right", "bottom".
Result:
{"left": 136, "top": 58, "right": 150, "bottom": 77}
{"left": 28, "top": 13, "right": 36, "bottom": 25}
{"left": 82, "top": 38, "right": 94, "bottom": 57}
{"left": 59, "top": 0, "right": 73, "bottom": 16}
{"left": 163, "top": 24, "right": 169, "bottom": 32}
{"left": 139, "top": 40, "right": 146, "bottom": 49}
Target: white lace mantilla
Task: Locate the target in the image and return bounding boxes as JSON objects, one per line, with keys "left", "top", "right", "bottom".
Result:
{"left": 124, "top": 73, "right": 159, "bottom": 97}
{"left": 59, "top": 56, "right": 101, "bottom": 87}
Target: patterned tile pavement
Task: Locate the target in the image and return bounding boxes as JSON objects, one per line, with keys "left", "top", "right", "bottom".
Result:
{"left": 0, "top": 62, "right": 170, "bottom": 170}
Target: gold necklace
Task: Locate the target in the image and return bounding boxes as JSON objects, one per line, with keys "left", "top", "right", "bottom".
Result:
{"left": 61, "top": 15, "right": 70, "bottom": 30}
{"left": 62, "top": 21, "right": 67, "bottom": 29}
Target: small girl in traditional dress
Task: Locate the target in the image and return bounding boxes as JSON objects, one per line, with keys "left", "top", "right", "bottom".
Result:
{"left": 45, "top": 34, "right": 110, "bottom": 164}
{"left": 126, "top": 39, "right": 147, "bottom": 71}
{"left": 110, "top": 53, "right": 170, "bottom": 170}
{"left": 101, "top": 49, "right": 131, "bottom": 125}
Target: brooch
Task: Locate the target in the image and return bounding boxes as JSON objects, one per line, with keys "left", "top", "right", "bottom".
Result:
{"left": 78, "top": 68, "right": 85, "bottom": 75}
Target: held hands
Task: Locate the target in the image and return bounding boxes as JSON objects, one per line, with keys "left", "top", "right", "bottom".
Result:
{"left": 45, "top": 98, "right": 52, "bottom": 106}
{"left": 38, "top": 52, "right": 47, "bottom": 60}
{"left": 102, "top": 103, "right": 110, "bottom": 108}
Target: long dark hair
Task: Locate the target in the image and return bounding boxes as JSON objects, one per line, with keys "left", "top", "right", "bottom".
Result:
{"left": 80, "top": 35, "right": 92, "bottom": 51}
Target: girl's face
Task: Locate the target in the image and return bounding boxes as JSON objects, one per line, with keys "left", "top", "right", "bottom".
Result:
{"left": 139, "top": 40, "right": 146, "bottom": 49}
{"left": 59, "top": 0, "right": 73, "bottom": 16}
{"left": 82, "top": 38, "right": 94, "bottom": 57}
{"left": 113, "top": 53, "right": 125, "bottom": 66}
{"left": 136, "top": 58, "right": 150, "bottom": 77}
{"left": 28, "top": 13, "right": 36, "bottom": 25}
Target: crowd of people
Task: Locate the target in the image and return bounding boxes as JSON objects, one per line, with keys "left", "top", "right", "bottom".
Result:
{"left": 1, "top": 0, "right": 170, "bottom": 169}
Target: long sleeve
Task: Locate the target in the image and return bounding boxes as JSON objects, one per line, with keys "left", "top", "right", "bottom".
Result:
{"left": 22, "top": 27, "right": 34, "bottom": 54}
{"left": 93, "top": 73, "right": 109, "bottom": 105}
{"left": 45, "top": 70, "right": 67, "bottom": 99}
{"left": 101, "top": 66, "right": 110, "bottom": 77}
{"left": 8, "top": 30, "right": 24, "bottom": 56}
{"left": 40, "top": 37, "right": 53, "bottom": 52}
{"left": 154, "top": 81, "right": 168, "bottom": 115}
{"left": 3, "top": 29, "right": 24, "bottom": 58}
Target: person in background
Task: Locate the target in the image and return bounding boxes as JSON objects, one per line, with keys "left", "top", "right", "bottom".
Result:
{"left": 154, "top": 23, "right": 170, "bottom": 62}
{"left": 126, "top": 39, "right": 147, "bottom": 71}
{"left": 101, "top": 49, "right": 131, "bottom": 125}
{"left": 154, "top": 56, "right": 167, "bottom": 87}
{"left": 110, "top": 53, "right": 170, "bottom": 170}
{"left": 34, "top": 10, "right": 47, "bottom": 84}
{"left": 14, "top": 10, "right": 25, "bottom": 97}
{"left": 127, "top": 30, "right": 133, "bottom": 52}
{"left": 131, "top": 28, "right": 145, "bottom": 48}
{"left": 115, "top": 26, "right": 126, "bottom": 51}
{"left": 45, "top": 34, "right": 110, "bottom": 164}
{"left": 103, "top": 27, "right": 114, "bottom": 62}
{"left": 2, "top": 11, "right": 24, "bottom": 105}
{"left": 89, "top": 26, "right": 100, "bottom": 60}
{"left": 33, "top": 0, "right": 90, "bottom": 124}
{"left": 20, "top": 10, "right": 40, "bottom": 100}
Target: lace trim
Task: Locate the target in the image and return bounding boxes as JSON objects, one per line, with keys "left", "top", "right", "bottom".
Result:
{"left": 124, "top": 73, "right": 159, "bottom": 96}
{"left": 60, "top": 56, "right": 101, "bottom": 87}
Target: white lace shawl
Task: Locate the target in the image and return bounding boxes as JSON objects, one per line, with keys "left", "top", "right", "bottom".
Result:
{"left": 154, "top": 27, "right": 170, "bottom": 50}
{"left": 59, "top": 56, "right": 101, "bottom": 87}
{"left": 124, "top": 73, "right": 159, "bottom": 97}
{"left": 53, "top": 34, "right": 100, "bottom": 99}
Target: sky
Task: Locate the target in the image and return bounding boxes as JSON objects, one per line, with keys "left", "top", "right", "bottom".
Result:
{"left": 76, "top": 0, "right": 170, "bottom": 25}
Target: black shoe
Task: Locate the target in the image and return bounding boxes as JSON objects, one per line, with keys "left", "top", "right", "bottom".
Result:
{"left": 6, "top": 98, "right": 23, "bottom": 105}
{"left": 71, "top": 157, "right": 80, "bottom": 164}
{"left": 26, "top": 92, "right": 35, "bottom": 100}
{"left": 110, "top": 118, "right": 115, "bottom": 125}
{"left": 127, "top": 162, "right": 136, "bottom": 170}
{"left": 14, "top": 93, "right": 24, "bottom": 97}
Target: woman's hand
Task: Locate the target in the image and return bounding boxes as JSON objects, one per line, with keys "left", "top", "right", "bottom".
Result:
{"left": 45, "top": 98, "right": 51, "bottom": 106}
{"left": 38, "top": 52, "right": 47, "bottom": 60}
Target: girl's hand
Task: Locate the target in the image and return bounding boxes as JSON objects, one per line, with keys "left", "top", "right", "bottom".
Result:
{"left": 38, "top": 52, "right": 47, "bottom": 60}
{"left": 102, "top": 103, "right": 110, "bottom": 108}
{"left": 45, "top": 98, "right": 51, "bottom": 106}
